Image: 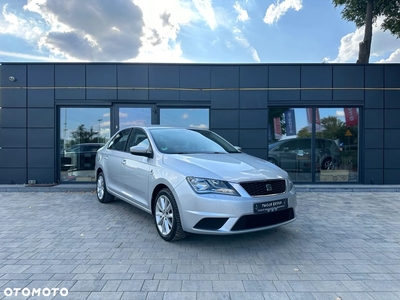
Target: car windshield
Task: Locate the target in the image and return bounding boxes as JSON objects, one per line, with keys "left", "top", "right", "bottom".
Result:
{"left": 149, "top": 128, "right": 240, "bottom": 154}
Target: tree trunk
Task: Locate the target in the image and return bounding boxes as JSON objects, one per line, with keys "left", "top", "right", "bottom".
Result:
{"left": 357, "top": 0, "right": 373, "bottom": 64}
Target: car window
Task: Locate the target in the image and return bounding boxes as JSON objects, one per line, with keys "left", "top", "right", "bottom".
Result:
{"left": 126, "top": 129, "right": 150, "bottom": 152}
{"left": 108, "top": 129, "right": 131, "bottom": 151}
{"left": 283, "top": 140, "right": 298, "bottom": 151}
{"left": 150, "top": 128, "right": 239, "bottom": 154}
{"left": 298, "top": 139, "right": 311, "bottom": 150}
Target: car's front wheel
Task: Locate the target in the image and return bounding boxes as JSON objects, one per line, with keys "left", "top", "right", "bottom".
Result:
{"left": 96, "top": 172, "right": 114, "bottom": 203}
{"left": 154, "top": 188, "right": 186, "bottom": 242}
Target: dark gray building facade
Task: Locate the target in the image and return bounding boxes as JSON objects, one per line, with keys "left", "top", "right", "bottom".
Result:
{"left": 0, "top": 62, "right": 399, "bottom": 185}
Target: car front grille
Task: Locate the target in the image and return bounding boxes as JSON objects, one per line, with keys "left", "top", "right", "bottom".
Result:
{"left": 231, "top": 208, "right": 295, "bottom": 231}
{"left": 240, "top": 179, "right": 286, "bottom": 197}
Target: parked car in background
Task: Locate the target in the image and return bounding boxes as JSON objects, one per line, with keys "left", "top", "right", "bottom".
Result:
{"left": 62, "top": 143, "right": 104, "bottom": 171}
{"left": 268, "top": 138, "right": 341, "bottom": 171}
{"left": 95, "top": 126, "right": 297, "bottom": 242}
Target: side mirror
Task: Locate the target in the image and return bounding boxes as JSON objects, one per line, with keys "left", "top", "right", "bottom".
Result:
{"left": 283, "top": 147, "right": 289, "bottom": 152}
{"left": 130, "top": 145, "right": 153, "bottom": 158}
{"left": 234, "top": 146, "right": 242, "bottom": 152}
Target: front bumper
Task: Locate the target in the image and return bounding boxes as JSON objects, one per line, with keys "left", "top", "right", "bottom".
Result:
{"left": 174, "top": 182, "right": 297, "bottom": 235}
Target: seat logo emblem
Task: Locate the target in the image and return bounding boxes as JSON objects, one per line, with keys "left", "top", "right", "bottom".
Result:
{"left": 265, "top": 184, "right": 273, "bottom": 192}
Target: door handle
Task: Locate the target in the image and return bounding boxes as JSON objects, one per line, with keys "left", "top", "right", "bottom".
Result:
{"left": 105, "top": 155, "right": 108, "bottom": 159}
{"left": 121, "top": 159, "right": 126, "bottom": 165}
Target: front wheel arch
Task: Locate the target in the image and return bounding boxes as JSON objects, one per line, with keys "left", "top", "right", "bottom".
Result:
{"left": 153, "top": 187, "right": 186, "bottom": 242}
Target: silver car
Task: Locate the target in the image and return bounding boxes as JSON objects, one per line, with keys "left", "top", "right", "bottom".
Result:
{"left": 95, "top": 127, "right": 297, "bottom": 241}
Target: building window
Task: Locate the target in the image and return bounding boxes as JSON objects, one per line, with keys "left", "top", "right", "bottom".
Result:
{"left": 268, "top": 107, "right": 359, "bottom": 183}
{"left": 60, "top": 107, "right": 110, "bottom": 182}
{"left": 160, "top": 108, "right": 209, "bottom": 128}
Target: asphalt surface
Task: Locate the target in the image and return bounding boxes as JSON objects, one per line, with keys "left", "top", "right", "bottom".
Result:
{"left": 0, "top": 189, "right": 400, "bottom": 300}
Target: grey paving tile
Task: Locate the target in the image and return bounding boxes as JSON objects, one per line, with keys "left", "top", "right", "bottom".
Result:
{"left": 212, "top": 280, "right": 245, "bottom": 292}
{"left": 196, "top": 292, "right": 230, "bottom": 300}
{"left": 86, "top": 291, "right": 123, "bottom": 300}
{"left": 70, "top": 280, "right": 107, "bottom": 292}
{"left": 156, "top": 280, "right": 181, "bottom": 292}
{"left": 117, "top": 280, "right": 144, "bottom": 292}
{"left": 101, "top": 280, "right": 121, "bottom": 292}
{"left": 182, "top": 280, "right": 212, "bottom": 292}
{"left": 163, "top": 292, "right": 196, "bottom": 300}
{"left": 262, "top": 292, "right": 291, "bottom": 300}
{"left": 368, "top": 292, "right": 400, "bottom": 300}
{"left": 0, "top": 191, "right": 400, "bottom": 299}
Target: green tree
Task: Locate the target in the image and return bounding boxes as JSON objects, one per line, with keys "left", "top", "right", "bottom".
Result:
{"left": 320, "top": 116, "right": 347, "bottom": 139}
{"left": 69, "top": 124, "right": 99, "bottom": 146}
{"left": 297, "top": 126, "right": 312, "bottom": 138}
{"left": 333, "top": 0, "right": 400, "bottom": 63}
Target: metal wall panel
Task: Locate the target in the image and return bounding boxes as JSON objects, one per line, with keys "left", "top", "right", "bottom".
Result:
{"left": 301, "top": 65, "right": 332, "bottom": 101}
{"left": 87, "top": 65, "right": 117, "bottom": 99}
{"left": 117, "top": 65, "right": 149, "bottom": 100}
{"left": 149, "top": 65, "right": 179, "bottom": 100}
{"left": 333, "top": 65, "right": 364, "bottom": 101}
{"left": 180, "top": 65, "right": 210, "bottom": 101}
{"left": 55, "top": 64, "right": 86, "bottom": 99}
{"left": 269, "top": 66, "right": 300, "bottom": 101}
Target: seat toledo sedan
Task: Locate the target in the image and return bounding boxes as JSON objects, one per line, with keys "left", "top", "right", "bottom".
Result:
{"left": 95, "top": 126, "right": 297, "bottom": 241}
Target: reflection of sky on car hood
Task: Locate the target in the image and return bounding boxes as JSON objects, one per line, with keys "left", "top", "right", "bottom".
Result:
{"left": 162, "top": 153, "right": 285, "bottom": 182}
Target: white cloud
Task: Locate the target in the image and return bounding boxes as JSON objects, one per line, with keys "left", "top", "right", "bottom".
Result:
{"left": 190, "top": 123, "right": 208, "bottom": 129}
{"left": 330, "top": 17, "right": 400, "bottom": 63}
{"left": 263, "top": 0, "right": 302, "bottom": 25}
{"left": 21, "top": 0, "right": 145, "bottom": 61}
{"left": 0, "top": 3, "right": 44, "bottom": 41}
{"left": 0, "top": 50, "right": 64, "bottom": 61}
{"left": 233, "top": 1, "right": 249, "bottom": 22}
{"left": 131, "top": 0, "right": 196, "bottom": 62}
{"left": 233, "top": 26, "right": 260, "bottom": 62}
{"left": 378, "top": 49, "right": 400, "bottom": 63}
{"left": 336, "top": 110, "right": 345, "bottom": 118}
{"left": 192, "top": 0, "right": 217, "bottom": 30}
{"left": 0, "top": 0, "right": 203, "bottom": 62}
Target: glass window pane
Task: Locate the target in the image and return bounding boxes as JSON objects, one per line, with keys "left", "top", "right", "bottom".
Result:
{"left": 268, "top": 108, "right": 312, "bottom": 182}
{"left": 160, "top": 108, "right": 209, "bottom": 128}
{"left": 60, "top": 107, "right": 110, "bottom": 182}
{"left": 119, "top": 107, "right": 152, "bottom": 130}
{"left": 317, "top": 108, "right": 359, "bottom": 183}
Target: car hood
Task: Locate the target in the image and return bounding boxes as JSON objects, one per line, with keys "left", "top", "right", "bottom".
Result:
{"left": 162, "top": 153, "right": 287, "bottom": 182}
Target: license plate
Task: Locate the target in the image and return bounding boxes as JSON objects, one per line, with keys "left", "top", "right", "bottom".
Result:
{"left": 254, "top": 199, "right": 288, "bottom": 214}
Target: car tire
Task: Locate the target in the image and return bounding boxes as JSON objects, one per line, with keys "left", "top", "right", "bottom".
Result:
{"left": 96, "top": 172, "right": 114, "bottom": 203}
{"left": 321, "top": 158, "right": 333, "bottom": 170}
{"left": 154, "top": 188, "right": 186, "bottom": 242}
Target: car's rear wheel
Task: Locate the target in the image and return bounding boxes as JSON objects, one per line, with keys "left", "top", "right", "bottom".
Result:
{"left": 154, "top": 188, "right": 186, "bottom": 242}
{"left": 96, "top": 172, "right": 114, "bottom": 203}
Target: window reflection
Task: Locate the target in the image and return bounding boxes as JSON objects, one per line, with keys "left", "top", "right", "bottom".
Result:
{"left": 317, "top": 108, "right": 359, "bottom": 182}
{"left": 268, "top": 107, "right": 359, "bottom": 183}
{"left": 160, "top": 108, "right": 209, "bottom": 128}
{"left": 268, "top": 108, "right": 312, "bottom": 182}
{"left": 60, "top": 108, "right": 110, "bottom": 182}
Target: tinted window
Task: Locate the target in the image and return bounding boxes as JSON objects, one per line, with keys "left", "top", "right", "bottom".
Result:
{"left": 126, "top": 129, "right": 150, "bottom": 152}
{"left": 108, "top": 129, "right": 131, "bottom": 151}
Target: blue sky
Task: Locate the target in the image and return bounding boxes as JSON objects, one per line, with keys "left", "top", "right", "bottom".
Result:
{"left": 0, "top": 0, "right": 399, "bottom": 63}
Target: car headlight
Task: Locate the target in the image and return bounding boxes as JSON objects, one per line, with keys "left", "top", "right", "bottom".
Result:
{"left": 186, "top": 177, "right": 239, "bottom": 196}
{"left": 287, "top": 176, "right": 294, "bottom": 191}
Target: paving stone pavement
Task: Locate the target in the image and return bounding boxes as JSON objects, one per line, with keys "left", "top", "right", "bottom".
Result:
{"left": 0, "top": 191, "right": 399, "bottom": 300}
